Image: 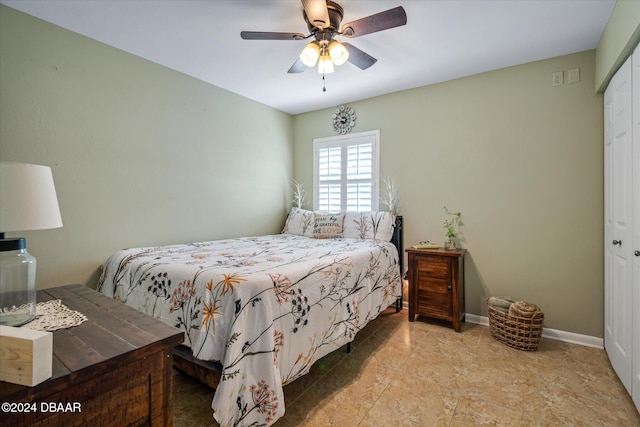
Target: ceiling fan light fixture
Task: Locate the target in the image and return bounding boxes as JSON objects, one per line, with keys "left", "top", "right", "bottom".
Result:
{"left": 317, "top": 53, "right": 334, "bottom": 74}
{"left": 328, "top": 40, "right": 349, "bottom": 66}
{"left": 300, "top": 41, "right": 321, "bottom": 67}
{"left": 241, "top": 2, "right": 408, "bottom": 77}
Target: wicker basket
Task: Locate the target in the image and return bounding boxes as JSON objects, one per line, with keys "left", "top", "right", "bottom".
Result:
{"left": 487, "top": 304, "right": 544, "bottom": 351}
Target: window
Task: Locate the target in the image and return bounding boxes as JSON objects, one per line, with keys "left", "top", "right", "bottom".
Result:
{"left": 313, "top": 130, "right": 379, "bottom": 212}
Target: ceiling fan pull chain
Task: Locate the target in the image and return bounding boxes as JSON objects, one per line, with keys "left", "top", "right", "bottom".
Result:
{"left": 322, "top": 74, "right": 327, "bottom": 92}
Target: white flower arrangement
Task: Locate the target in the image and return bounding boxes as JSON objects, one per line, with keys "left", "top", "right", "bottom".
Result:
{"left": 291, "top": 179, "right": 307, "bottom": 209}
{"left": 380, "top": 177, "right": 400, "bottom": 214}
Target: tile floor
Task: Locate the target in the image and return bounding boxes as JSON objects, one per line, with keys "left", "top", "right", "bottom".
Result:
{"left": 173, "top": 308, "right": 640, "bottom": 426}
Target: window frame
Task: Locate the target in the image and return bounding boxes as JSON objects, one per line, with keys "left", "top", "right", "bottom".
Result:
{"left": 312, "top": 129, "right": 380, "bottom": 212}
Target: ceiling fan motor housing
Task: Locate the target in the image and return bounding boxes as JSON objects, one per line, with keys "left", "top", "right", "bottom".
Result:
{"left": 305, "top": 0, "right": 344, "bottom": 34}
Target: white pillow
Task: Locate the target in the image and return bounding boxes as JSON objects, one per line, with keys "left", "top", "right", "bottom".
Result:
{"left": 282, "top": 207, "right": 314, "bottom": 237}
{"left": 343, "top": 211, "right": 396, "bottom": 241}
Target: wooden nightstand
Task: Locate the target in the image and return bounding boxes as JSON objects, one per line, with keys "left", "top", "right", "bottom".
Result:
{"left": 406, "top": 247, "right": 466, "bottom": 331}
{"left": 1, "top": 284, "right": 184, "bottom": 427}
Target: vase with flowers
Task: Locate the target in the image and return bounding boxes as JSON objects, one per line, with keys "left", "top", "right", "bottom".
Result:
{"left": 443, "top": 206, "right": 461, "bottom": 250}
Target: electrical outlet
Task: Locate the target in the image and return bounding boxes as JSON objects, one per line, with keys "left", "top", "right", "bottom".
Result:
{"left": 552, "top": 71, "right": 563, "bottom": 86}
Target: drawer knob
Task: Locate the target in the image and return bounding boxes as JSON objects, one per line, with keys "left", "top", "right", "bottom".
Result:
{"left": 447, "top": 285, "right": 452, "bottom": 292}
{"left": 613, "top": 240, "right": 622, "bottom": 246}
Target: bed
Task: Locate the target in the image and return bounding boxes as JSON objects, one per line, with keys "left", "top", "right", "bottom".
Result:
{"left": 97, "top": 210, "right": 403, "bottom": 426}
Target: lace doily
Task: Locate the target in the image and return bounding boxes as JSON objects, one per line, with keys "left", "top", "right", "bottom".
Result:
{"left": 22, "top": 299, "right": 88, "bottom": 332}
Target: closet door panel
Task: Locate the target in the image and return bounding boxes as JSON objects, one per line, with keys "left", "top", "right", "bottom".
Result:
{"left": 604, "top": 55, "right": 633, "bottom": 394}
{"left": 632, "top": 45, "right": 640, "bottom": 411}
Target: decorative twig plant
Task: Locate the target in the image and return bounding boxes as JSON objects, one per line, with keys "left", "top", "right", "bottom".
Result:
{"left": 380, "top": 177, "right": 400, "bottom": 214}
{"left": 443, "top": 206, "right": 461, "bottom": 249}
{"left": 292, "top": 179, "right": 307, "bottom": 209}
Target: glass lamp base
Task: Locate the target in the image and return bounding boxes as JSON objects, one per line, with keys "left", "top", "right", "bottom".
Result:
{"left": 0, "top": 311, "right": 35, "bottom": 327}
{"left": 0, "top": 237, "right": 37, "bottom": 327}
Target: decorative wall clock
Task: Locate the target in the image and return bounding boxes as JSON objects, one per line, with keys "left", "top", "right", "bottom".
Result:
{"left": 332, "top": 105, "right": 356, "bottom": 134}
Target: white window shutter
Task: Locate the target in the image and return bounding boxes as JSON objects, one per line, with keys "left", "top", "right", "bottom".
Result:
{"left": 313, "top": 130, "right": 379, "bottom": 212}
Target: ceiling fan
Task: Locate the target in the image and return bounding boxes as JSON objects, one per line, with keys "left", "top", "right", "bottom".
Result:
{"left": 240, "top": 0, "right": 407, "bottom": 75}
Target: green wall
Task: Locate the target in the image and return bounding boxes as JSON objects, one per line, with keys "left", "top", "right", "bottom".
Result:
{"left": 595, "top": 0, "right": 640, "bottom": 91}
{"left": 294, "top": 50, "right": 603, "bottom": 337}
{"left": 3, "top": 2, "right": 635, "bottom": 338}
{"left": 0, "top": 6, "right": 294, "bottom": 288}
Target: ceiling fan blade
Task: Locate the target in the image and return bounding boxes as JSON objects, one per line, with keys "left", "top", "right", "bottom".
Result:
{"left": 340, "top": 6, "right": 407, "bottom": 38}
{"left": 287, "top": 58, "right": 307, "bottom": 73}
{"left": 241, "top": 31, "right": 306, "bottom": 40}
{"left": 343, "top": 43, "right": 377, "bottom": 70}
{"left": 301, "top": 0, "right": 331, "bottom": 29}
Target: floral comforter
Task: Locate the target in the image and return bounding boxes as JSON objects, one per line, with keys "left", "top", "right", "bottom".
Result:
{"left": 97, "top": 234, "right": 401, "bottom": 426}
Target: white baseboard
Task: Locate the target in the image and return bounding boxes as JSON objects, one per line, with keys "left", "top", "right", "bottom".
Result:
{"left": 465, "top": 313, "right": 604, "bottom": 349}
{"left": 400, "top": 304, "right": 604, "bottom": 349}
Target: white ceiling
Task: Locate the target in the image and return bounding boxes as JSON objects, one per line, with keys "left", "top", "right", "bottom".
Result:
{"left": 1, "top": 0, "right": 616, "bottom": 115}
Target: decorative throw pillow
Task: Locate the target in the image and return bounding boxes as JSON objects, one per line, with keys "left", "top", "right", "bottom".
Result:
{"left": 312, "top": 212, "right": 345, "bottom": 239}
{"left": 343, "top": 211, "right": 396, "bottom": 241}
{"left": 282, "top": 207, "right": 314, "bottom": 237}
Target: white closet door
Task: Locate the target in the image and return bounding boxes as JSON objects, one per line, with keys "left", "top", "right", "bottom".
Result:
{"left": 604, "top": 55, "right": 633, "bottom": 394}
{"left": 632, "top": 46, "right": 640, "bottom": 410}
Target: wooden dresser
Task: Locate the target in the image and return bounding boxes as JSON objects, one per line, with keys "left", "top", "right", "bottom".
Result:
{"left": 406, "top": 247, "right": 466, "bottom": 331}
{"left": 1, "top": 284, "right": 184, "bottom": 427}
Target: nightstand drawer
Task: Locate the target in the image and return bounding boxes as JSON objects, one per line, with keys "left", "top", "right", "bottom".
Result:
{"left": 416, "top": 257, "right": 449, "bottom": 279}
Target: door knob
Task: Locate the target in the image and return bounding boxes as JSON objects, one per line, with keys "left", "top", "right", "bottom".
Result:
{"left": 613, "top": 240, "right": 622, "bottom": 246}
{"left": 635, "top": 250, "right": 640, "bottom": 257}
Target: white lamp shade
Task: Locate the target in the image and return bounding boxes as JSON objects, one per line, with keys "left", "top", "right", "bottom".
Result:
{"left": 317, "top": 54, "right": 334, "bottom": 74}
{"left": 300, "top": 42, "right": 320, "bottom": 67}
{"left": 328, "top": 41, "right": 349, "bottom": 66}
{"left": 0, "top": 162, "right": 63, "bottom": 233}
